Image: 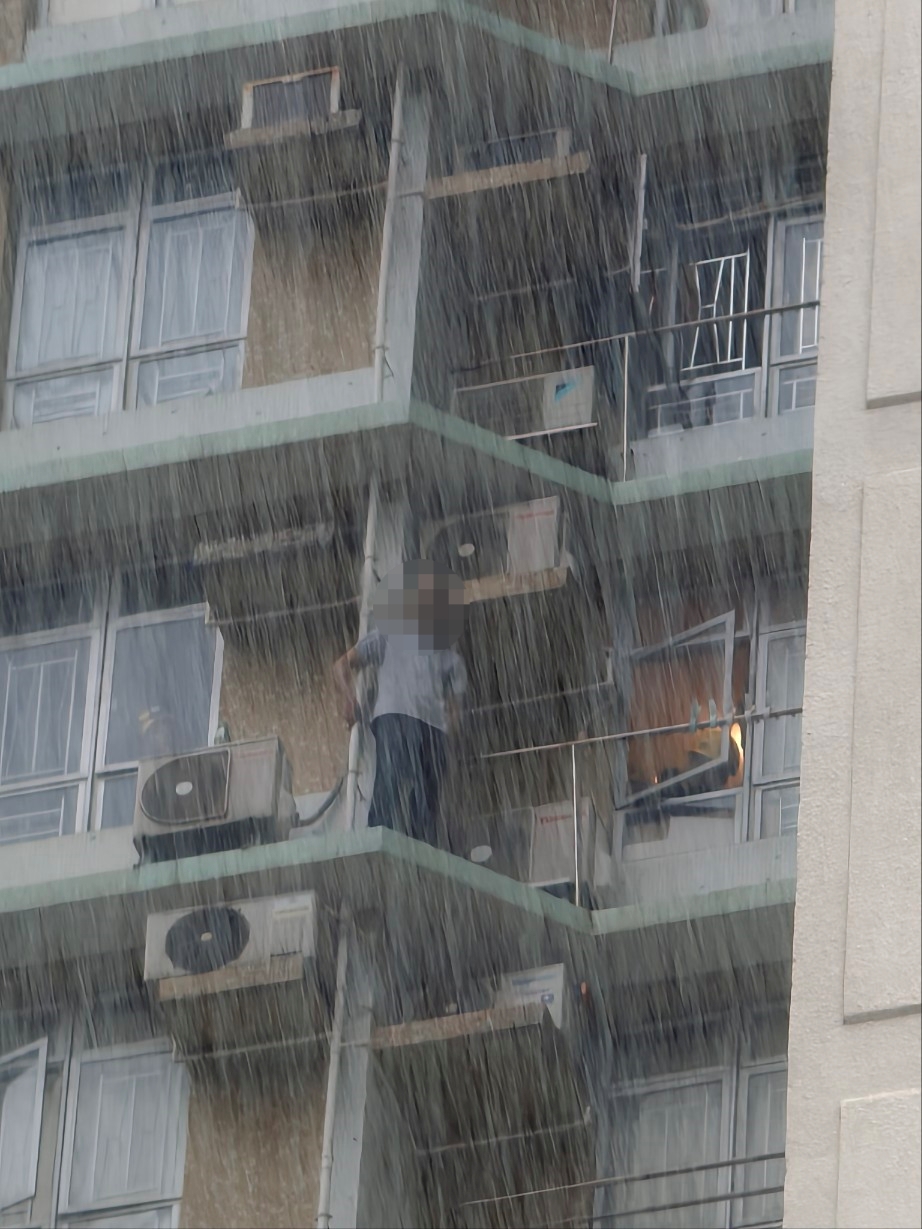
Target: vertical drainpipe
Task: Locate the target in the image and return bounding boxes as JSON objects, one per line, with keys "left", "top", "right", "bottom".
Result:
{"left": 316, "top": 62, "right": 407, "bottom": 1229}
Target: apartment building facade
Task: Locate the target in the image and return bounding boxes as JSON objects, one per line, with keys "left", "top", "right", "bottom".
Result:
{"left": 0, "top": 0, "right": 916, "bottom": 1225}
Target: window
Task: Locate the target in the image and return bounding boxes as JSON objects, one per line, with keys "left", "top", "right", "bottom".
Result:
{"left": 0, "top": 1040, "right": 47, "bottom": 1213}
{"left": 770, "top": 217, "right": 823, "bottom": 415}
{"left": 604, "top": 1058, "right": 788, "bottom": 1229}
{"left": 751, "top": 626, "right": 805, "bottom": 839}
{"left": 0, "top": 571, "right": 221, "bottom": 841}
{"left": 733, "top": 1063, "right": 787, "bottom": 1228}
{"left": 60, "top": 1046, "right": 187, "bottom": 1219}
{"left": 621, "top": 612, "right": 736, "bottom": 809}
{"left": 0, "top": 584, "right": 100, "bottom": 845}
{"left": 608, "top": 1071, "right": 732, "bottom": 1229}
{"left": 96, "top": 572, "right": 222, "bottom": 831}
{"left": 4, "top": 158, "right": 253, "bottom": 429}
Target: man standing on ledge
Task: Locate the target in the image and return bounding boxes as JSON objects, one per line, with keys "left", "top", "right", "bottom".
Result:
{"left": 332, "top": 560, "right": 467, "bottom": 847}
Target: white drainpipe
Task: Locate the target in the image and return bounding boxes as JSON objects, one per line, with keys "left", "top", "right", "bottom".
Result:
{"left": 316, "top": 61, "right": 406, "bottom": 1229}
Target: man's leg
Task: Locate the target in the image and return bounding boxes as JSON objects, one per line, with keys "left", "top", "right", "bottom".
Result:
{"left": 368, "top": 715, "right": 408, "bottom": 831}
{"left": 406, "top": 722, "right": 447, "bottom": 847}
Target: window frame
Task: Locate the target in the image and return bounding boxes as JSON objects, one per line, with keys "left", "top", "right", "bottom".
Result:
{"left": 0, "top": 1037, "right": 49, "bottom": 1214}
{"left": 126, "top": 167, "right": 254, "bottom": 410}
{"left": 767, "top": 211, "right": 824, "bottom": 418}
{"left": 0, "top": 590, "right": 105, "bottom": 841}
{"left": 57, "top": 1040, "right": 188, "bottom": 1220}
{"left": 3, "top": 157, "right": 254, "bottom": 429}
{"left": 731, "top": 1057, "right": 788, "bottom": 1229}
{"left": 619, "top": 610, "right": 736, "bottom": 809}
{"left": 606, "top": 1064, "right": 736, "bottom": 1227}
{"left": 3, "top": 175, "right": 142, "bottom": 432}
{"left": 750, "top": 624, "right": 806, "bottom": 788}
{"left": 92, "top": 586, "right": 224, "bottom": 831}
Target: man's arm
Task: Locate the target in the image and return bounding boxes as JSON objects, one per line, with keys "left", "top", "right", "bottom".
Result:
{"left": 332, "top": 646, "right": 362, "bottom": 728}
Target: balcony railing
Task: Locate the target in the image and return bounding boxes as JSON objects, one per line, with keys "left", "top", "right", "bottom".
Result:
{"left": 472, "top": 704, "right": 803, "bottom": 905}
{"left": 452, "top": 1150, "right": 786, "bottom": 1229}
{"left": 451, "top": 300, "right": 820, "bottom": 482}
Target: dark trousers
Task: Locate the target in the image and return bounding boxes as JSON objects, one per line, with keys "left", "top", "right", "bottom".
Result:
{"left": 368, "top": 714, "right": 447, "bottom": 845}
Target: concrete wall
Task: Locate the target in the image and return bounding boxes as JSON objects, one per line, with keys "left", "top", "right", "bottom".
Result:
{"left": 783, "top": 0, "right": 922, "bottom": 1224}
{"left": 219, "top": 627, "right": 352, "bottom": 797}
{"left": 181, "top": 1058, "right": 326, "bottom": 1229}
{"left": 0, "top": 0, "right": 27, "bottom": 63}
{"left": 244, "top": 208, "right": 380, "bottom": 392}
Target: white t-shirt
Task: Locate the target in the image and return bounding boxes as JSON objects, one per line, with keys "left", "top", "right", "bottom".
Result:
{"left": 355, "top": 628, "right": 467, "bottom": 732}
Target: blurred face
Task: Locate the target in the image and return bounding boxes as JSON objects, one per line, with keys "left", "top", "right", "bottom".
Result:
{"left": 373, "top": 561, "right": 465, "bottom": 650}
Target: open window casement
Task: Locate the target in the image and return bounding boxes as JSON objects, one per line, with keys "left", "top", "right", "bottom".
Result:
{"left": 0, "top": 1039, "right": 48, "bottom": 1212}
{"left": 59, "top": 1046, "right": 188, "bottom": 1216}
{"left": 618, "top": 611, "right": 736, "bottom": 809}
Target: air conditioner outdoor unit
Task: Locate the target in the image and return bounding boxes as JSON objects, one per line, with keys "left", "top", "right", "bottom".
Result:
{"left": 463, "top": 798, "right": 596, "bottom": 897}
{"left": 239, "top": 68, "right": 340, "bottom": 131}
{"left": 144, "top": 891, "right": 316, "bottom": 1001}
{"left": 422, "top": 496, "right": 569, "bottom": 600}
{"left": 133, "top": 737, "right": 296, "bottom": 863}
{"left": 454, "top": 366, "right": 597, "bottom": 441}
{"left": 456, "top": 127, "right": 572, "bottom": 174}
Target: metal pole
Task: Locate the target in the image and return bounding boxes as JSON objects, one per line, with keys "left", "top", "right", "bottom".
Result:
{"left": 630, "top": 153, "right": 647, "bottom": 293}
{"left": 606, "top": 0, "right": 618, "bottom": 62}
{"left": 315, "top": 905, "right": 351, "bottom": 1229}
{"left": 571, "top": 743, "right": 579, "bottom": 906}
{"left": 621, "top": 334, "right": 629, "bottom": 482}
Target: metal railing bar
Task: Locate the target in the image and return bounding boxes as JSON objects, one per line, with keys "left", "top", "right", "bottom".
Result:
{"left": 480, "top": 708, "right": 804, "bottom": 761}
{"left": 590, "top": 1185, "right": 784, "bottom": 1223}
{"left": 454, "top": 301, "right": 820, "bottom": 377}
{"left": 455, "top": 1152, "right": 785, "bottom": 1210}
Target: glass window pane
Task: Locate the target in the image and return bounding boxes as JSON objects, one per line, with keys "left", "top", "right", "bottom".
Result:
{"left": 610, "top": 1079, "right": 725, "bottom": 1229}
{"left": 0, "top": 640, "right": 90, "bottom": 783}
{"left": 135, "top": 344, "right": 242, "bottom": 407}
{"left": 777, "top": 364, "right": 817, "bottom": 414}
{"left": 779, "top": 221, "right": 823, "bottom": 357}
{"left": 0, "top": 1043, "right": 45, "bottom": 1211}
{"left": 759, "top": 632, "right": 805, "bottom": 779}
{"left": 0, "top": 787, "right": 79, "bottom": 845}
{"left": 99, "top": 773, "right": 138, "bottom": 831}
{"left": 104, "top": 618, "right": 215, "bottom": 766}
{"left": 759, "top": 785, "right": 800, "bottom": 838}
{"left": 68, "top": 1053, "right": 177, "bottom": 1210}
{"left": 140, "top": 211, "right": 246, "bottom": 349}
{"left": 733, "top": 1070, "right": 787, "bottom": 1227}
{"left": 17, "top": 230, "right": 125, "bottom": 373}
{"left": 12, "top": 366, "right": 116, "bottom": 427}
{"left": 28, "top": 168, "right": 131, "bottom": 228}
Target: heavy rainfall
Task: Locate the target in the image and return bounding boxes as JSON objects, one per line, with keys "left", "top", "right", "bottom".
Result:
{"left": 0, "top": 0, "right": 919, "bottom": 1227}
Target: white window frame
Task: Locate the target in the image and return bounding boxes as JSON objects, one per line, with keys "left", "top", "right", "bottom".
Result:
{"left": 0, "top": 588, "right": 105, "bottom": 841}
{"left": 731, "top": 1058, "right": 787, "bottom": 1228}
{"left": 57, "top": 1040, "right": 188, "bottom": 1220}
{"left": 3, "top": 173, "right": 141, "bottom": 432}
{"left": 92, "top": 583, "right": 223, "bottom": 831}
{"left": 749, "top": 625, "right": 805, "bottom": 788}
{"left": 4, "top": 158, "right": 254, "bottom": 430}
{"left": 607, "top": 1065, "right": 736, "bottom": 1227}
{"left": 126, "top": 166, "right": 254, "bottom": 410}
{"left": 0, "top": 1038, "right": 49, "bottom": 1214}
{"left": 619, "top": 611, "right": 736, "bottom": 809}
{"left": 768, "top": 213, "right": 824, "bottom": 418}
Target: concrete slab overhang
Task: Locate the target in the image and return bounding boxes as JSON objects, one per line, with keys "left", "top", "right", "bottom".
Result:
{"left": 0, "top": 387, "right": 813, "bottom": 572}
{"left": 0, "top": 824, "right": 795, "bottom": 1021}
{"left": 0, "top": 0, "right": 833, "bottom": 146}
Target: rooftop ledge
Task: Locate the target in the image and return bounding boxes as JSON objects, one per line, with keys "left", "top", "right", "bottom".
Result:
{"left": 0, "top": 825, "right": 796, "bottom": 998}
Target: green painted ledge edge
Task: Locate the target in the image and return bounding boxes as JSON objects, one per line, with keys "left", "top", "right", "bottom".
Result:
{"left": 0, "top": 0, "right": 833, "bottom": 99}
{"left": 0, "top": 825, "right": 794, "bottom": 943}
